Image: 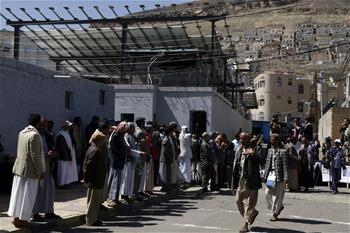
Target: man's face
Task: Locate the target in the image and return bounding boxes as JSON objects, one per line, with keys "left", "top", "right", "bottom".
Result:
{"left": 239, "top": 133, "right": 250, "bottom": 147}
{"left": 38, "top": 119, "right": 48, "bottom": 133}
{"left": 128, "top": 127, "right": 135, "bottom": 134}
{"left": 270, "top": 137, "right": 278, "bottom": 147}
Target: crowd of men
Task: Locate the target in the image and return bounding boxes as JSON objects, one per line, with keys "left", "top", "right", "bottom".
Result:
{"left": 3, "top": 113, "right": 348, "bottom": 232}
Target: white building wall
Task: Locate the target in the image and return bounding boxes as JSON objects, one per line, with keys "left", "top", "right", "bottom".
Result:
{"left": 157, "top": 87, "right": 213, "bottom": 129}
{"left": 113, "top": 85, "right": 252, "bottom": 141}
{"left": 212, "top": 93, "right": 252, "bottom": 138}
{"left": 0, "top": 58, "right": 114, "bottom": 152}
{"left": 113, "top": 85, "right": 157, "bottom": 122}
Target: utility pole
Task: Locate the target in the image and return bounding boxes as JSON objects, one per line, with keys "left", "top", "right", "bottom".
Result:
{"left": 314, "top": 72, "right": 318, "bottom": 131}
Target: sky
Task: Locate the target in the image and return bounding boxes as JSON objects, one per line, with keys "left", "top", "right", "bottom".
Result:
{"left": 0, "top": 0, "right": 191, "bottom": 30}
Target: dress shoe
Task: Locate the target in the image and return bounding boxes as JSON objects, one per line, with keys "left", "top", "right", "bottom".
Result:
{"left": 32, "top": 214, "right": 46, "bottom": 222}
{"left": 12, "top": 218, "right": 32, "bottom": 228}
{"left": 270, "top": 214, "right": 278, "bottom": 221}
{"left": 45, "top": 213, "right": 62, "bottom": 219}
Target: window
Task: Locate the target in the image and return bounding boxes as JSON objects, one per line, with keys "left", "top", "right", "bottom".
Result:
{"left": 99, "top": 90, "right": 105, "bottom": 105}
{"left": 288, "top": 77, "right": 293, "bottom": 86}
{"left": 288, "top": 97, "right": 292, "bottom": 104}
{"left": 297, "top": 102, "right": 304, "bottom": 112}
{"left": 277, "top": 96, "right": 282, "bottom": 100}
{"left": 277, "top": 77, "right": 282, "bottom": 87}
{"left": 259, "top": 95, "right": 265, "bottom": 106}
{"left": 65, "top": 91, "right": 73, "bottom": 110}
{"left": 121, "top": 113, "right": 134, "bottom": 122}
{"left": 298, "top": 84, "right": 304, "bottom": 94}
{"left": 260, "top": 80, "right": 265, "bottom": 88}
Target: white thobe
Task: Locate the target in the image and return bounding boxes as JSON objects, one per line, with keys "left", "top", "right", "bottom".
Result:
{"left": 120, "top": 137, "right": 142, "bottom": 196}
{"left": 56, "top": 130, "right": 78, "bottom": 186}
{"left": 8, "top": 175, "right": 39, "bottom": 221}
{"left": 178, "top": 132, "right": 193, "bottom": 183}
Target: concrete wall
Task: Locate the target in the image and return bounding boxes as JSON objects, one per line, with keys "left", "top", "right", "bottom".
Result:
{"left": 157, "top": 87, "right": 213, "bottom": 129}
{"left": 113, "top": 85, "right": 157, "bottom": 122}
{"left": 319, "top": 107, "right": 350, "bottom": 143}
{"left": 0, "top": 58, "right": 114, "bottom": 153}
{"left": 113, "top": 85, "right": 252, "bottom": 140}
{"left": 212, "top": 92, "right": 252, "bottom": 138}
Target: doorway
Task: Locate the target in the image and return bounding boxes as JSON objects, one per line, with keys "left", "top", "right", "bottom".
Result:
{"left": 190, "top": 111, "right": 207, "bottom": 136}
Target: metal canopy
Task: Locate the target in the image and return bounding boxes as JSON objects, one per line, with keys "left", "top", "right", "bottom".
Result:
{"left": 1, "top": 6, "right": 225, "bottom": 75}
{"left": 22, "top": 26, "right": 215, "bottom": 73}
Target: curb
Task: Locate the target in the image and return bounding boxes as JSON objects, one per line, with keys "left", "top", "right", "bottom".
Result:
{"left": 6, "top": 187, "right": 203, "bottom": 233}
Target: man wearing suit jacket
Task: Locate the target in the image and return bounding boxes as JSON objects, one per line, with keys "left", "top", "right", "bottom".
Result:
{"left": 159, "top": 126, "right": 174, "bottom": 192}
{"left": 232, "top": 132, "right": 262, "bottom": 233}
{"left": 264, "top": 133, "right": 288, "bottom": 221}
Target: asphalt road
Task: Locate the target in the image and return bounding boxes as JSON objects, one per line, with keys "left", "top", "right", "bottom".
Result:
{"left": 56, "top": 188, "right": 350, "bottom": 233}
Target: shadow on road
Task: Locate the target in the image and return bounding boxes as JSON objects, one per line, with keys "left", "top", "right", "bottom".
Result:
{"left": 277, "top": 217, "right": 331, "bottom": 225}
{"left": 61, "top": 227, "right": 113, "bottom": 233}
{"left": 250, "top": 226, "right": 306, "bottom": 233}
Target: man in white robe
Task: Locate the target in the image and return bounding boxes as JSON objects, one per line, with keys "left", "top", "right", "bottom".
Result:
{"left": 32, "top": 119, "right": 61, "bottom": 220}
{"left": 120, "top": 123, "right": 144, "bottom": 202}
{"left": 8, "top": 113, "right": 45, "bottom": 228}
{"left": 179, "top": 126, "right": 193, "bottom": 183}
{"left": 56, "top": 121, "right": 78, "bottom": 188}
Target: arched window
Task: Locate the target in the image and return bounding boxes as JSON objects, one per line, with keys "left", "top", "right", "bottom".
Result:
{"left": 277, "top": 77, "right": 282, "bottom": 87}
{"left": 298, "top": 84, "right": 304, "bottom": 94}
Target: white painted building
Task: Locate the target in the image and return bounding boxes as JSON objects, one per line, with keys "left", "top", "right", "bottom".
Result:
{"left": 0, "top": 57, "right": 114, "bottom": 152}
{"left": 114, "top": 85, "right": 251, "bottom": 139}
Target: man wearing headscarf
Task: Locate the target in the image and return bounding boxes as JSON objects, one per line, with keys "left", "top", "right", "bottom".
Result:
{"left": 179, "top": 126, "right": 193, "bottom": 184}
{"left": 120, "top": 123, "right": 145, "bottom": 203}
{"left": 107, "top": 121, "right": 129, "bottom": 207}
{"left": 56, "top": 121, "right": 78, "bottom": 188}
{"left": 83, "top": 131, "right": 108, "bottom": 226}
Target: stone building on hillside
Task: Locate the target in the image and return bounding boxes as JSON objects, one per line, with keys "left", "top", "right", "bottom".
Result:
{"left": 250, "top": 71, "right": 312, "bottom": 122}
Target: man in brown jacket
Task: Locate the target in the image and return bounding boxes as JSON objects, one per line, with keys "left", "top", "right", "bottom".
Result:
{"left": 8, "top": 113, "right": 45, "bottom": 228}
{"left": 83, "top": 130, "right": 108, "bottom": 226}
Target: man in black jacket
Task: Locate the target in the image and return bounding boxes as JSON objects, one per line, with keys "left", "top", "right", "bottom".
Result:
{"left": 200, "top": 132, "right": 216, "bottom": 193}
{"left": 83, "top": 131, "right": 108, "bottom": 226}
{"left": 232, "top": 132, "right": 262, "bottom": 233}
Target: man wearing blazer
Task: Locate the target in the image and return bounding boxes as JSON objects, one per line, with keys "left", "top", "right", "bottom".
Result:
{"left": 232, "top": 132, "right": 262, "bottom": 233}
{"left": 264, "top": 133, "right": 288, "bottom": 221}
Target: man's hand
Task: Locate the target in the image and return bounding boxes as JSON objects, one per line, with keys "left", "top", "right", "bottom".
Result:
{"left": 47, "top": 150, "right": 57, "bottom": 158}
{"left": 245, "top": 148, "right": 254, "bottom": 156}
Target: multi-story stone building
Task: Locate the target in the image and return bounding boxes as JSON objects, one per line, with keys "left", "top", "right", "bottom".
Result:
{"left": 250, "top": 70, "right": 312, "bottom": 122}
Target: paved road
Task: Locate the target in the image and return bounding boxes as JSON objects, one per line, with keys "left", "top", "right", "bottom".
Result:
{"left": 57, "top": 188, "right": 350, "bottom": 233}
